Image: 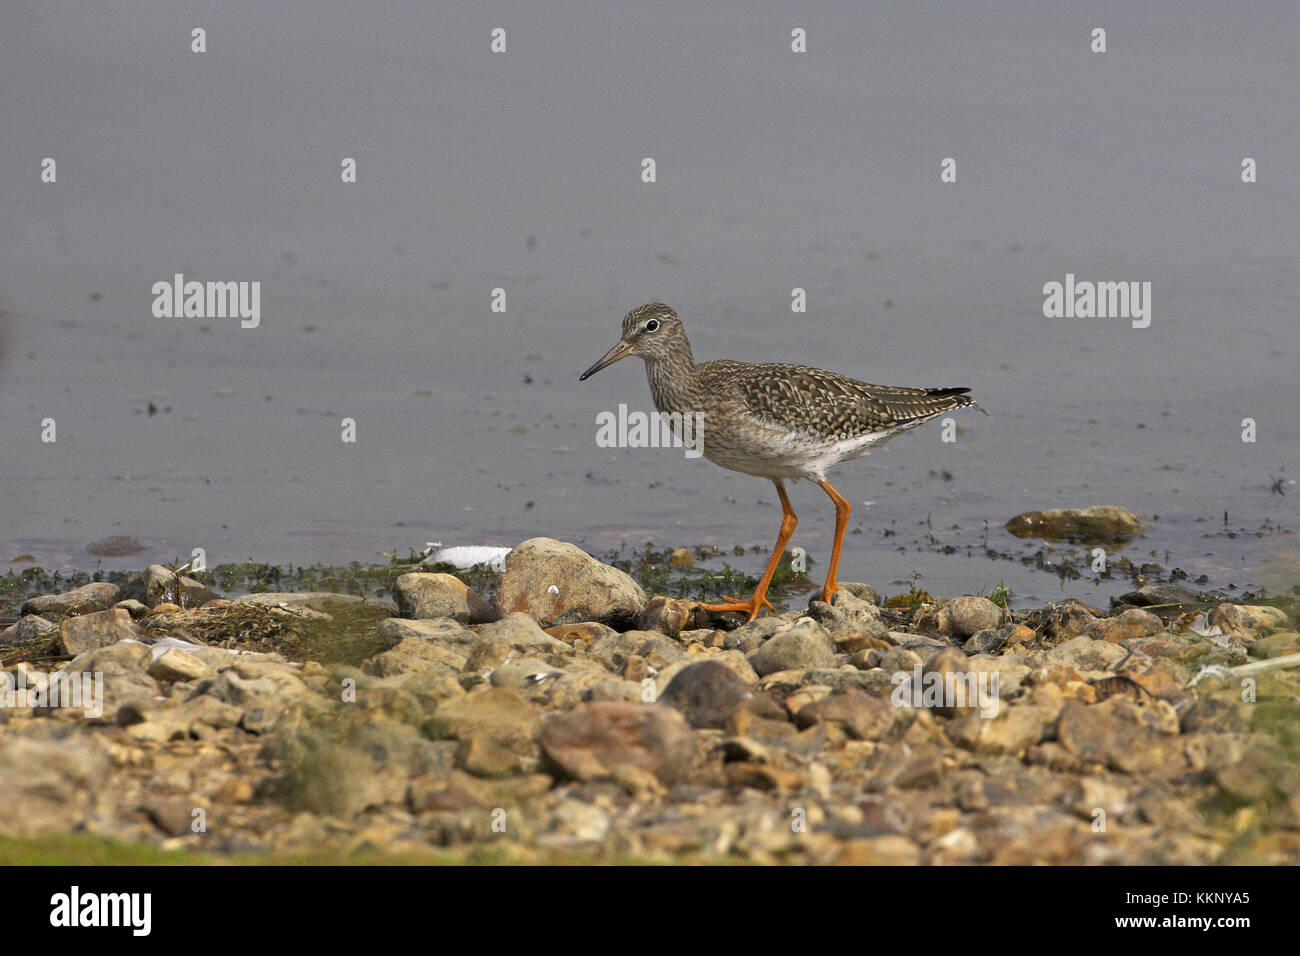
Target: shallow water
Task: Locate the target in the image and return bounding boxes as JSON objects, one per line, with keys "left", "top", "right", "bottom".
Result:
{"left": 1, "top": 2, "right": 1296, "bottom": 606}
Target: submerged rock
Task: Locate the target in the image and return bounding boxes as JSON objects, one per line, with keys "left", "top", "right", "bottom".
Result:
{"left": 1006, "top": 506, "right": 1142, "bottom": 543}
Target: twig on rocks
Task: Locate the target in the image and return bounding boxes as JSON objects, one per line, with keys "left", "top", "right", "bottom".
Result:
{"left": 1187, "top": 652, "right": 1300, "bottom": 688}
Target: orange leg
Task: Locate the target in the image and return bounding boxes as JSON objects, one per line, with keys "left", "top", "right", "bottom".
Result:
{"left": 814, "top": 477, "right": 851, "bottom": 603}
{"left": 700, "top": 481, "right": 797, "bottom": 622}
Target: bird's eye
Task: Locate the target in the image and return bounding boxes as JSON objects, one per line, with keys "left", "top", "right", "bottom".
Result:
{"left": 644, "top": 319, "right": 660, "bottom": 333}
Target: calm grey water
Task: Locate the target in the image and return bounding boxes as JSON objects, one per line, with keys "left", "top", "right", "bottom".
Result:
{"left": 2, "top": 2, "right": 1296, "bottom": 606}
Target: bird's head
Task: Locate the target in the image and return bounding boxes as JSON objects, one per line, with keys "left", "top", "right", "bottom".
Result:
{"left": 579, "top": 303, "right": 685, "bottom": 380}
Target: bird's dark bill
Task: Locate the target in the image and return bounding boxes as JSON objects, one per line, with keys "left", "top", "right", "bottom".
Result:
{"left": 579, "top": 340, "right": 631, "bottom": 380}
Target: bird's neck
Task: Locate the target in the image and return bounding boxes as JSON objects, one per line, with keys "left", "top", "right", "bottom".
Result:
{"left": 644, "top": 337, "right": 697, "bottom": 415}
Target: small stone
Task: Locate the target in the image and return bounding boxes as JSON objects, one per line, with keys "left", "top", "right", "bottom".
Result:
{"left": 1042, "top": 635, "right": 1129, "bottom": 672}
{"left": 746, "top": 618, "right": 836, "bottom": 677}
{"left": 1208, "top": 604, "right": 1290, "bottom": 635}
{"left": 1056, "top": 697, "right": 1183, "bottom": 774}
{"left": 835, "top": 835, "right": 923, "bottom": 865}
{"left": 0, "top": 735, "right": 111, "bottom": 835}
{"left": 667, "top": 547, "right": 694, "bottom": 568}
{"left": 141, "top": 797, "right": 197, "bottom": 837}
{"left": 0, "top": 614, "right": 59, "bottom": 647}
{"left": 540, "top": 701, "right": 694, "bottom": 786}
{"left": 393, "top": 572, "right": 497, "bottom": 624}
{"left": 808, "top": 588, "right": 884, "bottom": 635}
{"left": 1085, "top": 608, "right": 1163, "bottom": 643}
{"left": 235, "top": 591, "right": 374, "bottom": 613}
{"left": 1037, "top": 601, "right": 1100, "bottom": 642}
{"left": 477, "top": 612, "right": 572, "bottom": 654}
{"left": 723, "top": 614, "right": 793, "bottom": 653}
{"left": 1253, "top": 631, "right": 1300, "bottom": 659}
{"left": 792, "top": 689, "right": 896, "bottom": 740}
{"left": 215, "top": 779, "right": 254, "bottom": 803}
{"left": 725, "top": 762, "right": 802, "bottom": 792}
{"left": 922, "top": 648, "right": 984, "bottom": 717}
{"left": 424, "top": 687, "right": 541, "bottom": 742}
{"left": 963, "top": 625, "right": 1010, "bottom": 654}
{"left": 119, "top": 565, "right": 220, "bottom": 609}
{"left": 364, "top": 636, "right": 467, "bottom": 677}
{"left": 545, "top": 621, "right": 617, "bottom": 646}
{"left": 113, "top": 599, "right": 149, "bottom": 618}
{"left": 58, "top": 607, "right": 139, "bottom": 656}
{"left": 639, "top": 596, "right": 691, "bottom": 637}
{"left": 455, "top": 732, "right": 528, "bottom": 779}
{"left": 588, "top": 630, "right": 686, "bottom": 674}
{"left": 22, "top": 581, "right": 121, "bottom": 618}
{"left": 658, "top": 660, "right": 755, "bottom": 729}
{"left": 489, "top": 657, "right": 564, "bottom": 689}
{"left": 947, "top": 704, "right": 1055, "bottom": 755}
{"left": 376, "top": 616, "right": 477, "bottom": 648}
{"left": 947, "top": 596, "right": 1005, "bottom": 637}
{"left": 147, "top": 648, "right": 216, "bottom": 683}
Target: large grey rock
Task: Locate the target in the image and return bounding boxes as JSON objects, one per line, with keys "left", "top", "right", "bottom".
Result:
{"left": 494, "top": 538, "right": 647, "bottom": 628}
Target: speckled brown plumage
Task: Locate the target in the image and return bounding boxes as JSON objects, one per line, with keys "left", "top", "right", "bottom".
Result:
{"left": 579, "top": 302, "right": 980, "bottom": 618}
{"left": 602, "top": 304, "right": 977, "bottom": 481}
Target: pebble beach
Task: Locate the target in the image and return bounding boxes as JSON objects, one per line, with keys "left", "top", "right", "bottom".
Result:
{"left": 3, "top": 523, "right": 1298, "bottom": 865}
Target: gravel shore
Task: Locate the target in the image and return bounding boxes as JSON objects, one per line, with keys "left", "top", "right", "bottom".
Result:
{"left": 2, "top": 537, "right": 1298, "bottom": 864}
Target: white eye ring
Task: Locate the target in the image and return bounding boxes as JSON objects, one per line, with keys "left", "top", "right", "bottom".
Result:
{"left": 644, "top": 319, "right": 661, "bottom": 333}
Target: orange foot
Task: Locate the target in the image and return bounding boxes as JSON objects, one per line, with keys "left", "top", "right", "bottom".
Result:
{"left": 698, "top": 593, "right": 774, "bottom": 623}
{"left": 820, "top": 583, "right": 841, "bottom": 604}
